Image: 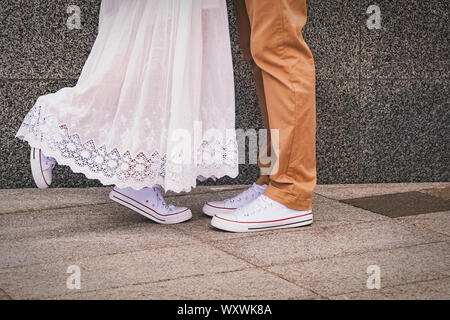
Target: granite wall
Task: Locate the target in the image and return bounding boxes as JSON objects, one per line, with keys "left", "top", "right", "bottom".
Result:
{"left": 0, "top": 0, "right": 448, "bottom": 189}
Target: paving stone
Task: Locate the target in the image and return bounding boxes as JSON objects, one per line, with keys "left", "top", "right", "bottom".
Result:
{"left": 1, "top": 184, "right": 449, "bottom": 299}
{"left": 268, "top": 242, "right": 450, "bottom": 297}
{"left": 312, "top": 194, "right": 387, "bottom": 224}
{"left": 331, "top": 277, "right": 450, "bottom": 300}
{"left": 164, "top": 188, "right": 247, "bottom": 217}
{"left": 212, "top": 220, "right": 448, "bottom": 267}
{"left": 341, "top": 191, "right": 450, "bottom": 218}
{"left": 55, "top": 269, "right": 317, "bottom": 300}
{"left": 419, "top": 186, "right": 450, "bottom": 200}
{"left": 0, "top": 185, "right": 248, "bottom": 215}
{"left": 0, "top": 203, "right": 148, "bottom": 241}
{"left": 0, "top": 289, "right": 12, "bottom": 300}
{"left": 0, "top": 244, "right": 250, "bottom": 300}
{"left": 0, "top": 218, "right": 201, "bottom": 268}
{"left": 396, "top": 211, "right": 450, "bottom": 237}
{"left": 314, "top": 183, "right": 450, "bottom": 200}
{"left": 0, "top": 187, "right": 110, "bottom": 214}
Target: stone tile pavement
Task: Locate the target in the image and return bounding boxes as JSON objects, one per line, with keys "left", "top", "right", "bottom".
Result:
{"left": 0, "top": 183, "right": 449, "bottom": 300}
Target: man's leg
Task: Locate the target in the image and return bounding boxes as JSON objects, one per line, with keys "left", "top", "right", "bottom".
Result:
{"left": 234, "top": 0, "right": 271, "bottom": 186}
{"left": 210, "top": 0, "right": 315, "bottom": 232}
{"left": 245, "top": 0, "right": 316, "bottom": 211}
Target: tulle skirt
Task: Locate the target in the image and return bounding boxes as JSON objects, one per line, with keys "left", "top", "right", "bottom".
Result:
{"left": 16, "top": 0, "right": 238, "bottom": 192}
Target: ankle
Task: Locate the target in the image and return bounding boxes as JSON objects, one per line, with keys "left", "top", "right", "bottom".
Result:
{"left": 256, "top": 176, "right": 270, "bottom": 186}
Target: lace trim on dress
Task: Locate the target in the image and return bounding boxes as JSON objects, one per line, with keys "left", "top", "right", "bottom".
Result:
{"left": 16, "top": 104, "right": 239, "bottom": 192}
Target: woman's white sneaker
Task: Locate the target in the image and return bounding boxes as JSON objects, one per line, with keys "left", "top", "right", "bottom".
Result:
{"left": 30, "top": 147, "right": 56, "bottom": 189}
{"left": 211, "top": 195, "right": 313, "bottom": 233}
{"left": 202, "top": 183, "right": 267, "bottom": 217}
{"left": 109, "top": 185, "right": 192, "bottom": 224}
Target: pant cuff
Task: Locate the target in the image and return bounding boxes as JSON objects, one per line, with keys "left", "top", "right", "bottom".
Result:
{"left": 263, "top": 184, "right": 312, "bottom": 211}
{"left": 256, "top": 175, "right": 270, "bottom": 186}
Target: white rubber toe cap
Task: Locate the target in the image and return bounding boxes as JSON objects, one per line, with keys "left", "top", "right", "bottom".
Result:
{"left": 202, "top": 201, "right": 235, "bottom": 217}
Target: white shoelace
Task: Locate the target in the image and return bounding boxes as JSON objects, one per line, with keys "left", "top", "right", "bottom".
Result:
{"left": 152, "top": 185, "right": 176, "bottom": 211}
{"left": 42, "top": 154, "right": 56, "bottom": 171}
{"left": 240, "top": 195, "right": 276, "bottom": 217}
{"left": 224, "top": 183, "right": 266, "bottom": 205}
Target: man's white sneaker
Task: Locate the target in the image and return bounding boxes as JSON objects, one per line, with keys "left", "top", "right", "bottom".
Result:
{"left": 202, "top": 183, "right": 267, "bottom": 217}
{"left": 30, "top": 147, "right": 56, "bottom": 189}
{"left": 211, "top": 194, "right": 313, "bottom": 233}
{"left": 109, "top": 185, "right": 192, "bottom": 224}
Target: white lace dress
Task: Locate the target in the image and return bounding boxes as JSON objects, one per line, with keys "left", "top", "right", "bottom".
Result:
{"left": 16, "top": 0, "right": 238, "bottom": 193}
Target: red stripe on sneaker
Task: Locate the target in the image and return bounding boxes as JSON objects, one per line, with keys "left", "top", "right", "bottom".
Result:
{"left": 206, "top": 203, "right": 236, "bottom": 210}
{"left": 39, "top": 149, "right": 50, "bottom": 187}
{"left": 214, "top": 212, "right": 312, "bottom": 224}
{"left": 112, "top": 189, "right": 188, "bottom": 217}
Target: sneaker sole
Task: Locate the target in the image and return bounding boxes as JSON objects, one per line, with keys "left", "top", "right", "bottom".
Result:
{"left": 30, "top": 148, "right": 50, "bottom": 189}
{"left": 211, "top": 212, "right": 313, "bottom": 233}
{"left": 202, "top": 203, "right": 236, "bottom": 217}
{"left": 109, "top": 189, "right": 192, "bottom": 224}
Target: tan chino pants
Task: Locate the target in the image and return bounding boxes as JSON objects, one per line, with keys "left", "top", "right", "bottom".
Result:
{"left": 234, "top": 0, "right": 317, "bottom": 211}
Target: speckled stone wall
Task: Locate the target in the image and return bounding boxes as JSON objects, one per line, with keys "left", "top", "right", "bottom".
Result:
{"left": 0, "top": 0, "right": 448, "bottom": 189}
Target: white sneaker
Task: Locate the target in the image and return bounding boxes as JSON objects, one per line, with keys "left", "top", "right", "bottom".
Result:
{"left": 202, "top": 183, "right": 267, "bottom": 217}
{"left": 211, "top": 194, "right": 313, "bottom": 232}
{"left": 109, "top": 185, "right": 192, "bottom": 224}
{"left": 30, "top": 147, "right": 56, "bottom": 189}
